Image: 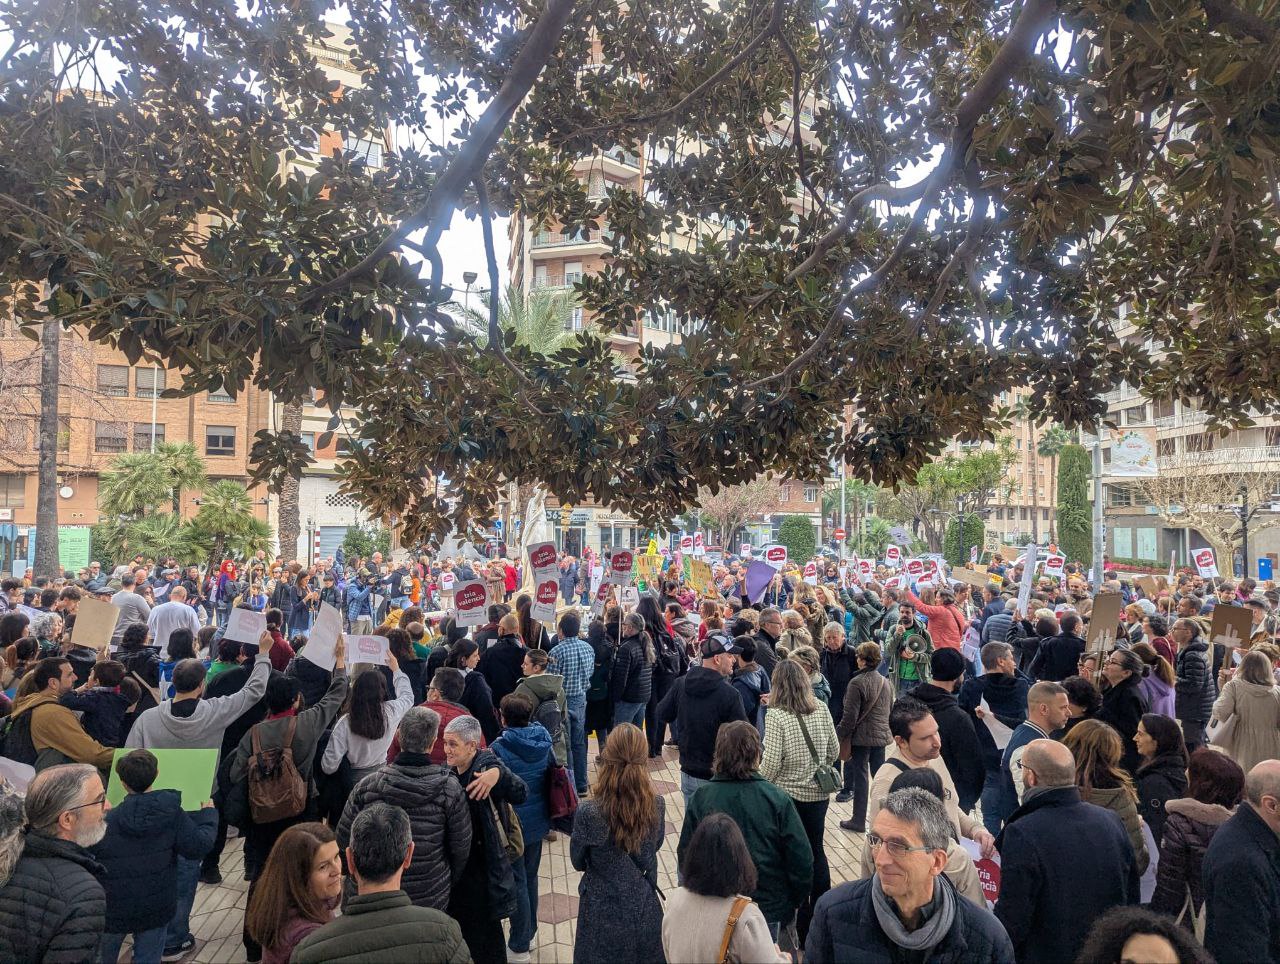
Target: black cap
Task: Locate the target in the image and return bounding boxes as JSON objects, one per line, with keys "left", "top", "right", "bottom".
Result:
{"left": 930, "top": 648, "right": 967, "bottom": 682}
{"left": 701, "top": 633, "right": 740, "bottom": 659}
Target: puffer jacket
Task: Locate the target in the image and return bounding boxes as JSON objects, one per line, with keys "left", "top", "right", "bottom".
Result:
{"left": 839, "top": 590, "right": 886, "bottom": 644}
{"left": 836, "top": 666, "right": 891, "bottom": 747}
{"left": 478, "top": 634, "right": 526, "bottom": 706}
{"left": 1135, "top": 752, "right": 1188, "bottom": 846}
{"left": 492, "top": 723, "right": 554, "bottom": 842}
{"left": 1174, "top": 639, "right": 1215, "bottom": 724}
{"left": 1082, "top": 784, "right": 1149, "bottom": 876}
{"left": 0, "top": 831, "right": 105, "bottom": 964}
{"left": 338, "top": 752, "right": 472, "bottom": 910}
{"left": 91, "top": 789, "right": 217, "bottom": 933}
{"left": 1098, "top": 674, "right": 1149, "bottom": 775}
{"left": 452, "top": 747, "right": 528, "bottom": 921}
{"left": 1149, "top": 797, "right": 1234, "bottom": 921}
{"left": 608, "top": 634, "right": 653, "bottom": 705}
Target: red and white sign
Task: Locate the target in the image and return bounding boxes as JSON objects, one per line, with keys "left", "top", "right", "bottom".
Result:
{"left": 740, "top": 542, "right": 753, "bottom": 556}
{"left": 527, "top": 541, "right": 558, "bottom": 579}
{"left": 907, "top": 559, "right": 924, "bottom": 577}
{"left": 803, "top": 561, "right": 818, "bottom": 585}
{"left": 885, "top": 545, "right": 901, "bottom": 566}
{"left": 591, "top": 581, "right": 611, "bottom": 617}
{"left": 1194, "top": 547, "right": 1219, "bottom": 579}
{"left": 531, "top": 577, "right": 559, "bottom": 622}
{"left": 858, "top": 559, "right": 873, "bottom": 578}
{"left": 453, "top": 579, "right": 488, "bottom": 627}
{"left": 763, "top": 545, "right": 788, "bottom": 571}
{"left": 975, "top": 857, "right": 1001, "bottom": 907}
{"left": 439, "top": 570, "right": 456, "bottom": 592}
{"left": 348, "top": 634, "right": 390, "bottom": 666}
{"left": 609, "top": 549, "right": 635, "bottom": 585}
{"left": 1043, "top": 554, "right": 1066, "bottom": 579}
{"left": 883, "top": 575, "right": 903, "bottom": 589}
{"left": 693, "top": 532, "right": 705, "bottom": 556}
{"left": 679, "top": 534, "right": 694, "bottom": 553}
{"left": 970, "top": 545, "right": 979, "bottom": 565}
{"left": 833, "top": 528, "right": 846, "bottom": 541}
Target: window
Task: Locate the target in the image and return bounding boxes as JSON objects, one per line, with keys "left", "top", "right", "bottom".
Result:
{"left": 135, "top": 366, "right": 166, "bottom": 398}
{"left": 0, "top": 475, "right": 25, "bottom": 508}
{"left": 1187, "top": 432, "right": 1215, "bottom": 453}
{"left": 563, "top": 262, "right": 583, "bottom": 285}
{"left": 94, "top": 421, "right": 128, "bottom": 453}
{"left": 336, "top": 436, "right": 357, "bottom": 456}
{"left": 208, "top": 385, "right": 234, "bottom": 403}
{"left": 1157, "top": 438, "right": 1176, "bottom": 458}
{"left": 301, "top": 432, "right": 315, "bottom": 453}
{"left": 1042, "top": 508, "right": 1050, "bottom": 521}
{"left": 565, "top": 307, "right": 584, "bottom": 332}
{"left": 804, "top": 485, "right": 819, "bottom": 503}
{"left": 133, "top": 422, "right": 164, "bottom": 451}
{"left": 1266, "top": 426, "right": 1280, "bottom": 448}
{"left": 1122, "top": 405, "right": 1148, "bottom": 425}
{"left": 205, "top": 425, "right": 236, "bottom": 456}
{"left": 345, "top": 135, "right": 383, "bottom": 168}
{"left": 96, "top": 364, "right": 129, "bottom": 397}
{"left": 1020, "top": 507, "right": 1029, "bottom": 521}
{"left": 1108, "top": 485, "right": 1133, "bottom": 507}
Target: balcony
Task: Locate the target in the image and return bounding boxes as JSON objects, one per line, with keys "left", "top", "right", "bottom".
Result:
{"left": 1157, "top": 445, "right": 1280, "bottom": 471}
{"left": 573, "top": 146, "right": 641, "bottom": 179}
{"left": 530, "top": 228, "right": 612, "bottom": 259}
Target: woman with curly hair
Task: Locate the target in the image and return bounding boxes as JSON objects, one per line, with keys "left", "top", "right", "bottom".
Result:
{"left": 1075, "top": 906, "right": 1213, "bottom": 964}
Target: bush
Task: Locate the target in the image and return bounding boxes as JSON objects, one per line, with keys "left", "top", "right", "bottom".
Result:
{"left": 943, "top": 513, "right": 985, "bottom": 567}
{"left": 342, "top": 524, "right": 392, "bottom": 561}
{"left": 776, "top": 515, "right": 817, "bottom": 563}
{"left": 1057, "top": 444, "right": 1092, "bottom": 568}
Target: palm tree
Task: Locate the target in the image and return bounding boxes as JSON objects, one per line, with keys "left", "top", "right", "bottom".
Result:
{"left": 154, "top": 442, "right": 207, "bottom": 515}
{"left": 98, "top": 442, "right": 207, "bottom": 519}
{"left": 191, "top": 479, "right": 273, "bottom": 568}
{"left": 1037, "top": 425, "right": 1072, "bottom": 543}
{"left": 278, "top": 401, "right": 303, "bottom": 561}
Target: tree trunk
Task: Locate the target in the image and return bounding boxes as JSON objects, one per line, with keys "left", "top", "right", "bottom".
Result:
{"left": 1029, "top": 434, "right": 1040, "bottom": 543}
{"left": 277, "top": 401, "right": 303, "bottom": 562}
{"left": 33, "top": 317, "right": 60, "bottom": 577}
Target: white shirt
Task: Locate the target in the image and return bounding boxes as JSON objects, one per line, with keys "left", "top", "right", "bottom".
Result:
{"left": 321, "top": 671, "right": 415, "bottom": 774}
{"left": 147, "top": 600, "right": 201, "bottom": 659}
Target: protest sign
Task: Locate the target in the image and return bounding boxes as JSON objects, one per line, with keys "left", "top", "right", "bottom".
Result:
{"left": 983, "top": 528, "right": 1000, "bottom": 554}
{"left": 977, "top": 699, "right": 1013, "bottom": 750}
{"left": 688, "top": 559, "right": 717, "bottom": 598}
{"left": 590, "top": 582, "right": 611, "bottom": 616}
{"left": 107, "top": 748, "right": 219, "bottom": 810}
{"left": 1042, "top": 554, "right": 1066, "bottom": 580}
{"left": 969, "top": 545, "right": 979, "bottom": 565}
{"left": 453, "top": 579, "right": 488, "bottom": 627}
{"left": 744, "top": 561, "right": 776, "bottom": 603}
{"left": 348, "top": 634, "right": 390, "bottom": 666}
{"left": 883, "top": 575, "right": 903, "bottom": 590}
{"left": 1155, "top": 575, "right": 1169, "bottom": 593}
{"left": 1209, "top": 605, "right": 1252, "bottom": 662}
{"left": 1193, "top": 547, "right": 1219, "bottom": 579}
{"left": 679, "top": 534, "right": 694, "bottom": 553}
{"left": 1016, "top": 544, "right": 1037, "bottom": 618}
{"left": 1085, "top": 592, "right": 1124, "bottom": 650}
{"left": 224, "top": 608, "right": 267, "bottom": 645}
{"left": 838, "top": 564, "right": 850, "bottom": 586}
{"left": 619, "top": 586, "right": 640, "bottom": 608}
{"left": 763, "top": 545, "right": 788, "bottom": 571}
{"left": 71, "top": 597, "right": 119, "bottom": 651}
{"left": 960, "top": 839, "right": 1002, "bottom": 908}
{"left": 302, "top": 603, "right": 342, "bottom": 672}
{"left": 634, "top": 554, "right": 662, "bottom": 590}
{"left": 531, "top": 577, "right": 559, "bottom": 622}
{"left": 740, "top": 542, "right": 752, "bottom": 556}
{"left": 952, "top": 567, "right": 991, "bottom": 590}
{"left": 439, "top": 570, "right": 456, "bottom": 592}
{"left": 1134, "top": 575, "right": 1158, "bottom": 600}
{"left": 527, "top": 541, "right": 558, "bottom": 580}
{"left": 906, "top": 559, "right": 924, "bottom": 578}
{"left": 589, "top": 564, "right": 604, "bottom": 595}
{"left": 609, "top": 548, "right": 635, "bottom": 585}
{"left": 885, "top": 544, "right": 901, "bottom": 567}
{"left": 693, "top": 532, "right": 705, "bottom": 556}
{"left": 803, "top": 561, "right": 818, "bottom": 585}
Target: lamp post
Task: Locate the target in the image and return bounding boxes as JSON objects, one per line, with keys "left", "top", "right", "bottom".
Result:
{"left": 462, "top": 270, "right": 478, "bottom": 312}
{"left": 1239, "top": 483, "right": 1250, "bottom": 579}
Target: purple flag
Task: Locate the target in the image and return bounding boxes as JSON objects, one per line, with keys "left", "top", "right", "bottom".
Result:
{"left": 744, "top": 560, "right": 777, "bottom": 604}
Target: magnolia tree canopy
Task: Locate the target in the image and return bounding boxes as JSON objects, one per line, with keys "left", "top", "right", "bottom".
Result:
{"left": 1, "top": 0, "right": 1277, "bottom": 543}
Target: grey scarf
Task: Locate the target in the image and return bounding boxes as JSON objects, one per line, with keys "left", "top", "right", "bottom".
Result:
{"left": 871, "top": 873, "right": 957, "bottom": 952}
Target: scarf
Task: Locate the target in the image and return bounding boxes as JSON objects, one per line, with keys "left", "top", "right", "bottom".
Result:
{"left": 870, "top": 872, "right": 956, "bottom": 953}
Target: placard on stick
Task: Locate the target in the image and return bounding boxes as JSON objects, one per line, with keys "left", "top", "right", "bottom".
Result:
{"left": 1086, "top": 592, "right": 1124, "bottom": 650}
{"left": 1134, "top": 575, "right": 1158, "bottom": 600}
{"left": 302, "top": 602, "right": 342, "bottom": 672}
{"left": 1209, "top": 605, "right": 1253, "bottom": 661}
{"left": 71, "top": 596, "right": 120, "bottom": 651}
{"left": 347, "top": 634, "right": 390, "bottom": 666}
{"left": 107, "top": 748, "right": 218, "bottom": 810}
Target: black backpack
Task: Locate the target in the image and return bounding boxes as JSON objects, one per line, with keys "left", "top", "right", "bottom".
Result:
{"left": 531, "top": 693, "right": 563, "bottom": 741}
{"left": 0, "top": 704, "right": 46, "bottom": 765}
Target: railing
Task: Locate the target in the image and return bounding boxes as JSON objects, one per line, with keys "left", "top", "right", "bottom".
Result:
{"left": 602, "top": 147, "right": 641, "bottom": 168}
{"left": 1157, "top": 445, "right": 1280, "bottom": 469}
{"left": 532, "top": 229, "right": 612, "bottom": 248}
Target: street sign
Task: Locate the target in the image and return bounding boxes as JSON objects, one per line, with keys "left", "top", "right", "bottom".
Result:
{"left": 833, "top": 528, "right": 846, "bottom": 540}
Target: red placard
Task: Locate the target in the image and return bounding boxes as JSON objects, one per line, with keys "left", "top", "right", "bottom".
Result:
{"left": 527, "top": 542, "right": 557, "bottom": 575}
{"left": 609, "top": 549, "right": 634, "bottom": 583}
{"left": 907, "top": 559, "right": 924, "bottom": 576}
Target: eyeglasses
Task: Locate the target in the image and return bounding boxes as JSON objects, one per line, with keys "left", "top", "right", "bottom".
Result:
{"left": 866, "top": 832, "right": 939, "bottom": 858}
{"left": 66, "top": 793, "right": 107, "bottom": 814}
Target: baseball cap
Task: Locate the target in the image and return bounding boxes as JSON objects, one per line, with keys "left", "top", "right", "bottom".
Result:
{"left": 930, "top": 648, "right": 967, "bottom": 682}
{"left": 701, "top": 633, "right": 741, "bottom": 659}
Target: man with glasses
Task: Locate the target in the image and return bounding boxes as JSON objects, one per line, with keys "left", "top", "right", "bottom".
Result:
{"left": 751, "top": 607, "right": 784, "bottom": 676}
{"left": 0, "top": 764, "right": 111, "bottom": 961}
{"left": 806, "top": 787, "right": 1013, "bottom": 962}
{"left": 994, "top": 740, "right": 1139, "bottom": 964}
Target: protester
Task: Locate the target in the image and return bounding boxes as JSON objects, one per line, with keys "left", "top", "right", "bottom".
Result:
{"left": 570, "top": 723, "right": 665, "bottom": 964}
{"left": 511, "top": 647, "right": 568, "bottom": 768}
{"left": 608, "top": 612, "right": 655, "bottom": 732}
{"left": 147, "top": 586, "right": 201, "bottom": 660}
{"left": 1002, "top": 681, "right": 1070, "bottom": 809}
{"left": 0, "top": 764, "right": 108, "bottom": 962}
{"left": 910, "top": 648, "right": 985, "bottom": 814}
{"left": 1075, "top": 906, "right": 1213, "bottom": 964}
{"left": 477, "top": 613, "right": 526, "bottom": 709}
{"left": 1061, "top": 719, "right": 1150, "bottom": 876}
{"left": 886, "top": 767, "right": 985, "bottom": 906}
{"left": 1030, "top": 612, "right": 1087, "bottom": 681}
{"left": 441, "top": 714, "right": 526, "bottom": 963}
{"left": 1171, "top": 617, "right": 1215, "bottom": 752}
{"left": 5, "top": 657, "right": 115, "bottom": 772}
{"left": 244, "top": 823, "right": 342, "bottom": 964}
{"left": 887, "top": 601, "right": 932, "bottom": 696}
{"left": 1210, "top": 648, "right": 1280, "bottom": 772}
{"left": 959, "top": 641, "right": 1031, "bottom": 834}
{"left": 1097, "top": 648, "right": 1149, "bottom": 775}
{"left": 1134, "top": 713, "right": 1188, "bottom": 845}
{"left": 93, "top": 750, "right": 217, "bottom": 964}
{"left": 678, "top": 721, "right": 812, "bottom": 942}
{"left": 994, "top": 740, "right": 1139, "bottom": 964}
{"left": 339, "top": 708, "right": 471, "bottom": 912}
{"left": 548, "top": 610, "right": 594, "bottom": 796}
{"left": 386, "top": 668, "right": 485, "bottom": 766}
{"left": 291, "top": 803, "right": 471, "bottom": 963}
{"left": 664, "top": 813, "right": 789, "bottom": 963}
{"left": 110, "top": 573, "right": 151, "bottom": 649}
{"left": 729, "top": 636, "right": 770, "bottom": 730}
{"left": 805, "top": 788, "right": 1014, "bottom": 963}
{"left": 321, "top": 652, "right": 414, "bottom": 786}
{"left": 834, "top": 639, "right": 891, "bottom": 832}
{"left": 1202, "top": 759, "right": 1280, "bottom": 963}
{"left": 1132, "top": 641, "right": 1177, "bottom": 718}
{"left": 905, "top": 586, "right": 967, "bottom": 651}
{"left": 1150, "top": 748, "right": 1243, "bottom": 932}
{"left": 444, "top": 640, "right": 500, "bottom": 741}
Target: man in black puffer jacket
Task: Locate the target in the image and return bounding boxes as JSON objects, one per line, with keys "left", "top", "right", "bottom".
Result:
{"left": 338, "top": 706, "right": 472, "bottom": 910}
{"left": 657, "top": 634, "right": 747, "bottom": 804}
{"left": 0, "top": 764, "right": 108, "bottom": 964}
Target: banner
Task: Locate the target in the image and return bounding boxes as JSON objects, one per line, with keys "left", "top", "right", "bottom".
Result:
{"left": 609, "top": 548, "right": 635, "bottom": 585}
{"left": 527, "top": 541, "right": 558, "bottom": 580}
{"left": 1193, "top": 547, "right": 1219, "bottom": 579}
{"left": 1109, "top": 427, "right": 1158, "bottom": 477}
{"left": 885, "top": 545, "right": 901, "bottom": 567}
{"left": 762, "top": 545, "right": 788, "bottom": 571}
{"left": 531, "top": 577, "right": 559, "bottom": 622}
{"left": 107, "top": 748, "right": 218, "bottom": 810}
{"left": 453, "top": 578, "right": 488, "bottom": 627}
{"left": 71, "top": 597, "right": 119, "bottom": 651}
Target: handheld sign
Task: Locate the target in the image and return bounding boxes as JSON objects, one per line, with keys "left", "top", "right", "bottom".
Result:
{"left": 679, "top": 534, "right": 694, "bottom": 553}
{"left": 107, "top": 748, "right": 218, "bottom": 810}
{"left": 225, "top": 608, "right": 267, "bottom": 645}
{"left": 590, "top": 581, "right": 611, "bottom": 617}
{"left": 71, "top": 597, "right": 119, "bottom": 651}
{"left": 1193, "top": 547, "right": 1219, "bottom": 579}
{"left": 302, "top": 602, "right": 342, "bottom": 672}
{"left": 803, "top": 561, "right": 818, "bottom": 586}
{"left": 885, "top": 545, "right": 901, "bottom": 567}
{"left": 439, "top": 570, "right": 456, "bottom": 592}
{"left": 763, "top": 545, "right": 788, "bottom": 571}
{"left": 969, "top": 545, "right": 979, "bottom": 565}
{"left": 1042, "top": 554, "right": 1066, "bottom": 580}
{"left": 858, "top": 559, "right": 873, "bottom": 579}
{"left": 609, "top": 548, "right": 635, "bottom": 585}
{"left": 527, "top": 541, "right": 558, "bottom": 580}
{"left": 1209, "top": 605, "right": 1252, "bottom": 665}
{"left": 1016, "top": 544, "right": 1037, "bottom": 620}
{"left": 453, "top": 579, "right": 488, "bottom": 627}
{"left": 531, "top": 577, "right": 559, "bottom": 621}
{"left": 589, "top": 563, "right": 604, "bottom": 595}
{"left": 348, "top": 634, "right": 390, "bottom": 666}
{"left": 1085, "top": 592, "right": 1124, "bottom": 649}
{"left": 740, "top": 542, "right": 752, "bottom": 556}
{"left": 619, "top": 586, "right": 640, "bottom": 608}
{"left": 907, "top": 559, "right": 924, "bottom": 578}
{"left": 693, "top": 532, "right": 705, "bottom": 556}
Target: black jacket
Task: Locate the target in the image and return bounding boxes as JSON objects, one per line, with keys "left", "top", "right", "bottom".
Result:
{"left": 1203, "top": 803, "right": 1280, "bottom": 964}
{"left": 478, "top": 635, "right": 526, "bottom": 707}
{"left": 608, "top": 634, "right": 654, "bottom": 705}
{"left": 0, "top": 832, "right": 105, "bottom": 964}
{"left": 451, "top": 747, "right": 527, "bottom": 921}
{"left": 1135, "top": 752, "right": 1188, "bottom": 846}
{"left": 339, "top": 752, "right": 472, "bottom": 910}
{"left": 1030, "top": 632, "right": 1085, "bottom": 681}
{"left": 1097, "top": 674, "right": 1148, "bottom": 775}
{"left": 819, "top": 643, "right": 858, "bottom": 724}
{"left": 958, "top": 672, "right": 1030, "bottom": 773}
{"left": 994, "top": 786, "right": 1138, "bottom": 964}
{"left": 286, "top": 653, "right": 335, "bottom": 710}
{"left": 425, "top": 643, "right": 450, "bottom": 683}
{"left": 805, "top": 875, "right": 1014, "bottom": 964}
{"left": 750, "top": 629, "right": 780, "bottom": 677}
{"left": 1174, "top": 639, "right": 1216, "bottom": 724}
{"left": 461, "top": 670, "right": 500, "bottom": 743}
{"left": 910, "top": 682, "right": 986, "bottom": 813}
{"left": 657, "top": 666, "right": 747, "bottom": 779}
{"left": 91, "top": 790, "right": 217, "bottom": 933}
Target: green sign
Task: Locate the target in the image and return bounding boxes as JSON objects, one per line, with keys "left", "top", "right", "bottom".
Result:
{"left": 106, "top": 748, "right": 219, "bottom": 810}
{"left": 58, "top": 526, "right": 92, "bottom": 570}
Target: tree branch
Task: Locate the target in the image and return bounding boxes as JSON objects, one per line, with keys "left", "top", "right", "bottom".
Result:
{"left": 1201, "top": 0, "right": 1277, "bottom": 42}
{"left": 303, "top": 0, "right": 578, "bottom": 302}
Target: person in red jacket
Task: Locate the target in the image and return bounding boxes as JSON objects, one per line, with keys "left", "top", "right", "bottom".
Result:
{"left": 905, "top": 586, "right": 966, "bottom": 651}
{"left": 503, "top": 559, "right": 519, "bottom": 601}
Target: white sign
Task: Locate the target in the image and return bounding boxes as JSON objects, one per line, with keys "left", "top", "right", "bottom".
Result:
{"left": 884, "top": 575, "right": 903, "bottom": 589}
{"left": 439, "top": 571, "right": 456, "bottom": 592}
{"left": 693, "top": 532, "right": 705, "bottom": 557}
{"left": 803, "top": 561, "right": 818, "bottom": 586}
{"left": 1193, "top": 547, "right": 1219, "bottom": 579}
{"left": 1110, "top": 427, "right": 1157, "bottom": 478}
{"left": 978, "top": 698, "right": 1014, "bottom": 750}
{"left": 347, "top": 634, "right": 390, "bottom": 666}
{"left": 885, "top": 545, "right": 901, "bottom": 567}
{"left": 858, "top": 559, "right": 873, "bottom": 579}
{"left": 531, "top": 577, "right": 559, "bottom": 622}
{"left": 591, "top": 581, "right": 611, "bottom": 617}
{"left": 740, "top": 542, "right": 752, "bottom": 556}
{"left": 679, "top": 534, "right": 694, "bottom": 553}
{"left": 589, "top": 564, "right": 604, "bottom": 595}
{"left": 225, "top": 608, "right": 267, "bottom": 645}
{"left": 1043, "top": 554, "right": 1066, "bottom": 580}
{"left": 969, "top": 545, "right": 979, "bottom": 565}
{"left": 302, "top": 602, "right": 342, "bottom": 672}
{"left": 452, "top": 578, "right": 489, "bottom": 627}
{"left": 763, "top": 545, "right": 788, "bottom": 571}
{"left": 609, "top": 548, "right": 635, "bottom": 585}
{"left": 1016, "top": 543, "right": 1037, "bottom": 619}
{"left": 527, "top": 541, "right": 558, "bottom": 580}
{"left": 620, "top": 585, "right": 639, "bottom": 608}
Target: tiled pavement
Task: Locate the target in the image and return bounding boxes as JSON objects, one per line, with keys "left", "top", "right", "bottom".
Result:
{"left": 175, "top": 741, "right": 869, "bottom": 963}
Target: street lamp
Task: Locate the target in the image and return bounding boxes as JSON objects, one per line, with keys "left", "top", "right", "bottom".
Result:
{"left": 462, "top": 271, "right": 478, "bottom": 312}
{"left": 1238, "top": 483, "right": 1250, "bottom": 579}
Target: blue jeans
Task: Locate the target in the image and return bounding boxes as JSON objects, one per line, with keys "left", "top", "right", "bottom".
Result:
{"left": 508, "top": 837, "right": 545, "bottom": 953}
{"left": 612, "top": 700, "right": 646, "bottom": 732}
{"left": 980, "top": 769, "right": 1017, "bottom": 835}
{"left": 567, "top": 695, "right": 588, "bottom": 794}
{"left": 680, "top": 771, "right": 708, "bottom": 807}
{"left": 102, "top": 926, "right": 167, "bottom": 964}
{"left": 165, "top": 855, "right": 201, "bottom": 950}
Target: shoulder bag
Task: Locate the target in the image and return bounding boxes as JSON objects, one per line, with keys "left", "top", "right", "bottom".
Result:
{"left": 797, "top": 712, "right": 841, "bottom": 794}
{"left": 717, "top": 895, "right": 753, "bottom": 964}
{"left": 489, "top": 796, "right": 525, "bottom": 860}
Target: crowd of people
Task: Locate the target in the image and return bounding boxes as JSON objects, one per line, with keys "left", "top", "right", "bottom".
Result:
{"left": 0, "top": 541, "right": 1278, "bottom": 963}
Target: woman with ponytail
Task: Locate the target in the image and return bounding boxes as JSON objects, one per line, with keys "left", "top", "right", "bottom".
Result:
{"left": 571, "top": 723, "right": 665, "bottom": 963}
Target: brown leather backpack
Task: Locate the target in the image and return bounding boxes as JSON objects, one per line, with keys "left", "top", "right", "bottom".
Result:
{"left": 247, "top": 716, "right": 307, "bottom": 823}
